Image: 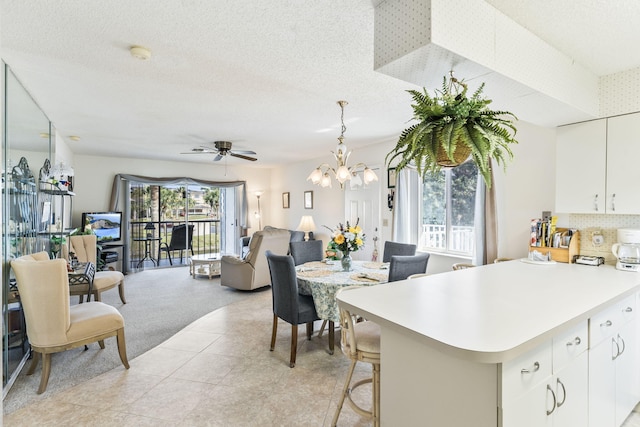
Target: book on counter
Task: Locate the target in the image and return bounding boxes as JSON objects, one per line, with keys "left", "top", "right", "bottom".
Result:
{"left": 530, "top": 217, "right": 577, "bottom": 248}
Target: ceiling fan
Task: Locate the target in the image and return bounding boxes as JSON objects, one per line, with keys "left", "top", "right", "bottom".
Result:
{"left": 182, "top": 141, "right": 257, "bottom": 162}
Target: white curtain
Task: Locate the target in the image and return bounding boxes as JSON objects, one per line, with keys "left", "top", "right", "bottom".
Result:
{"left": 473, "top": 166, "right": 498, "bottom": 265}
{"left": 392, "top": 167, "right": 421, "bottom": 244}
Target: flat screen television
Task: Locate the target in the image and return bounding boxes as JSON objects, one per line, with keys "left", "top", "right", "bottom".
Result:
{"left": 81, "top": 211, "right": 123, "bottom": 243}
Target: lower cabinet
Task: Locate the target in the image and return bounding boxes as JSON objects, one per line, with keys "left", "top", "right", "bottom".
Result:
{"left": 502, "top": 321, "right": 589, "bottom": 427}
{"left": 589, "top": 294, "right": 639, "bottom": 427}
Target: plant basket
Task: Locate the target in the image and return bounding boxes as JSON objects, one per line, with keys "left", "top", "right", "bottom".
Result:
{"left": 436, "top": 141, "right": 472, "bottom": 167}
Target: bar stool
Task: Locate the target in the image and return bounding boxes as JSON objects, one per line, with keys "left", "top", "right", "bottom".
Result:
{"left": 332, "top": 286, "right": 381, "bottom": 427}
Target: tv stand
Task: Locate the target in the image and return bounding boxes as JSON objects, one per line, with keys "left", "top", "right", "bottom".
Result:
{"left": 100, "top": 242, "right": 126, "bottom": 274}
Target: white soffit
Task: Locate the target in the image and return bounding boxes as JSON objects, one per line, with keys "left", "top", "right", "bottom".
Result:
{"left": 374, "top": 0, "right": 600, "bottom": 126}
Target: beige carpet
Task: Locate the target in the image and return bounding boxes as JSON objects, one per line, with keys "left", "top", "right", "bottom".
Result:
{"left": 3, "top": 266, "right": 253, "bottom": 415}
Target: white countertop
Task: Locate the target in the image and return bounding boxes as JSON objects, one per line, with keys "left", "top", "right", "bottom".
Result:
{"left": 337, "top": 260, "right": 640, "bottom": 363}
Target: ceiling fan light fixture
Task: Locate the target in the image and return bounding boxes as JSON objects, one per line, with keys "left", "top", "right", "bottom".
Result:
{"left": 307, "top": 168, "right": 323, "bottom": 184}
{"left": 363, "top": 167, "right": 378, "bottom": 184}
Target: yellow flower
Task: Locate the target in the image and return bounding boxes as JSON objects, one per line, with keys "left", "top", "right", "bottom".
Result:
{"left": 354, "top": 226, "right": 362, "bottom": 233}
{"left": 334, "top": 234, "right": 345, "bottom": 244}
{"left": 355, "top": 238, "right": 363, "bottom": 246}
{"left": 348, "top": 226, "right": 356, "bottom": 233}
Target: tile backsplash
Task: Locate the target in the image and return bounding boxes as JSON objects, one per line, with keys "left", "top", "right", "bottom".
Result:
{"left": 567, "top": 214, "right": 640, "bottom": 265}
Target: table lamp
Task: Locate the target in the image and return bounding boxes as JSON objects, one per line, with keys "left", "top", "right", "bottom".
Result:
{"left": 297, "top": 215, "right": 316, "bottom": 241}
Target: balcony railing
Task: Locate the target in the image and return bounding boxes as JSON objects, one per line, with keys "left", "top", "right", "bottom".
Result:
{"left": 129, "top": 219, "right": 221, "bottom": 268}
{"left": 419, "top": 224, "right": 475, "bottom": 254}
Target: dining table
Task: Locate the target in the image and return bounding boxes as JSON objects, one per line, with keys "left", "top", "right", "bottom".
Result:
{"left": 296, "top": 259, "right": 389, "bottom": 354}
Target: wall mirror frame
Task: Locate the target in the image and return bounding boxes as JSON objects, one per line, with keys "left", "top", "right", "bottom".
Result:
{"left": 2, "top": 62, "right": 53, "bottom": 396}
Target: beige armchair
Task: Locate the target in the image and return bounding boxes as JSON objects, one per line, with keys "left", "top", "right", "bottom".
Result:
{"left": 11, "top": 253, "right": 129, "bottom": 394}
{"left": 64, "top": 234, "right": 126, "bottom": 303}
{"left": 221, "top": 228, "right": 290, "bottom": 290}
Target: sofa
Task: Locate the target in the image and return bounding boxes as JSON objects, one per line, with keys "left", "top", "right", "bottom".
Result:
{"left": 222, "top": 228, "right": 291, "bottom": 290}
{"left": 239, "top": 225, "right": 311, "bottom": 258}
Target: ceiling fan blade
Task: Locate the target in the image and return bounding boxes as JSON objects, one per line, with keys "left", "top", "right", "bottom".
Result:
{"left": 230, "top": 149, "right": 257, "bottom": 155}
{"left": 213, "top": 154, "right": 224, "bottom": 161}
{"left": 230, "top": 152, "right": 257, "bottom": 161}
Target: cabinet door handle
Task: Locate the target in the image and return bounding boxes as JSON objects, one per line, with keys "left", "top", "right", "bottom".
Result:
{"left": 617, "top": 334, "right": 626, "bottom": 356}
{"left": 600, "top": 320, "right": 613, "bottom": 327}
{"left": 594, "top": 194, "right": 599, "bottom": 211}
{"left": 566, "top": 336, "right": 581, "bottom": 347}
{"left": 611, "top": 193, "right": 616, "bottom": 212}
{"left": 612, "top": 337, "right": 620, "bottom": 360}
{"left": 521, "top": 361, "right": 540, "bottom": 374}
{"left": 556, "top": 378, "right": 567, "bottom": 408}
{"left": 546, "top": 384, "right": 557, "bottom": 416}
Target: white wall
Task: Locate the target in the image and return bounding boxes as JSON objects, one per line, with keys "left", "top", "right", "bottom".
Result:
{"left": 270, "top": 120, "right": 557, "bottom": 273}
{"left": 71, "top": 154, "right": 272, "bottom": 231}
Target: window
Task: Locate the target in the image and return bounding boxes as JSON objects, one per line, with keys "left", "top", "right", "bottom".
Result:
{"left": 419, "top": 161, "right": 478, "bottom": 255}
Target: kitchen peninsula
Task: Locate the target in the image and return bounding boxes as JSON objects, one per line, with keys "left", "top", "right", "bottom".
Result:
{"left": 337, "top": 260, "right": 640, "bottom": 426}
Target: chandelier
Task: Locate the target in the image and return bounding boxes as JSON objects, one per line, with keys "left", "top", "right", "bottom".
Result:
{"left": 307, "top": 100, "right": 378, "bottom": 190}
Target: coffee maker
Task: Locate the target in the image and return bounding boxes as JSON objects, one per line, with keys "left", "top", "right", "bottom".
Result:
{"left": 612, "top": 228, "right": 640, "bottom": 272}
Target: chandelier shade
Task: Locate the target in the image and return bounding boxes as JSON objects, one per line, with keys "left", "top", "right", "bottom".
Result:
{"left": 307, "top": 100, "right": 378, "bottom": 190}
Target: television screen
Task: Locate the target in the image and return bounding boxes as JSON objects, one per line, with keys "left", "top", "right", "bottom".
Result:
{"left": 81, "top": 212, "right": 122, "bottom": 243}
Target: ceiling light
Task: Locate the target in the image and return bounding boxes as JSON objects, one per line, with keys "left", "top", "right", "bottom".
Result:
{"left": 130, "top": 45, "right": 152, "bottom": 60}
{"left": 307, "top": 100, "right": 378, "bottom": 190}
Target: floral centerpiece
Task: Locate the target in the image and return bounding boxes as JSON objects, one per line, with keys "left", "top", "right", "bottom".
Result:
{"left": 325, "top": 220, "right": 365, "bottom": 271}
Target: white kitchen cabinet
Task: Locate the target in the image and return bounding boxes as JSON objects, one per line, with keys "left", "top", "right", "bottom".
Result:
{"left": 589, "top": 294, "right": 638, "bottom": 427}
{"left": 555, "top": 119, "right": 606, "bottom": 213}
{"left": 606, "top": 113, "right": 640, "bottom": 214}
{"left": 502, "top": 321, "right": 588, "bottom": 427}
{"left": 556, "top": 113, "right": 640, "bottom": 214}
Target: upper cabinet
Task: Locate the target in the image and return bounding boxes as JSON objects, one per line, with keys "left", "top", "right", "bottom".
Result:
{"left": 556, "top": 112, "right": 640, "bottom": 214}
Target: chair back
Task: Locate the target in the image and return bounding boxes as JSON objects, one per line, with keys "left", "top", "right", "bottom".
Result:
{"left": 336, "top": 286, "right": 381, "bottom": 360}
{"left": 11, "top": 255, "right": 71, "bottom": 347}
{"left": 388, "top": 253, "right": 430, "bottom": 282}
{"left": 382, "top": 241, "right": 417, "bottom": 263}
{"left": 289, "top": 240, "right": 324, "bottom": 266}
{"left": 168, "top": 224, "right": 194, "bottom": 250}
{"left": 452, "top": 263, "right": 475, "bottom": 271}
{"left": 266, "top": 250, "right": 301, "bottom": 324}
{"left": 66, "top": 234, "right": 98, "bottom": 263}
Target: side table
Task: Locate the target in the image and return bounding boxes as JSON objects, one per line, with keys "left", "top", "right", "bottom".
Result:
{"left": 190, "top": 253, "right": 221, "bottom": 279}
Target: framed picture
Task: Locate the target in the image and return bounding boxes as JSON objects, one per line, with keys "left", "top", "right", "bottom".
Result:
{"left": 304, "top": 191, "right": 313, "bottom": 209}
{"left": 387, "top": 167, "right": 397, "bottom": 189}
{"left": 282, "top": 192, "right": 290, "bottom": 209}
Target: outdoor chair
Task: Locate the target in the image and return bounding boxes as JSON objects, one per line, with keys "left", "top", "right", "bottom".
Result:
{"left": 159, "top": 224, "right": 194, "bottom": 265}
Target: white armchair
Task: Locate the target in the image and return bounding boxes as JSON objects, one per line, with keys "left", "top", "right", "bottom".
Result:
{"left": 221, "top": 228, "right": 290, "bottom": 290}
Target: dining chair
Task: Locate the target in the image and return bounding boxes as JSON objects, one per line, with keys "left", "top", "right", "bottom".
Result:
{"left": 452, "top": 263, "right": 475, "bottom": 270}
{"left": 333, "top": 286, "right": 381, "bottom": 427}
{"left": 65, "top": 235, "right": 126, "bottom": 303}
{"left": 494, "top": 257, "right": 513, "bottom": 263}
{"left": 382, "top": 241, "right": 417, "bottom": 263}
{"left": 289, "top": 240, "right": 324, "bottom": 266}
{"left": 11, "top": 255, "right": 129, "bottom": 394}
{"left": 407, "top": 273, "right": 429, "bottom": 279}
{"left": 265, "top": 250, "right": 320, "bottom": 368}
{"left": 388, "top": 253, "right": 430, "bottom": 282}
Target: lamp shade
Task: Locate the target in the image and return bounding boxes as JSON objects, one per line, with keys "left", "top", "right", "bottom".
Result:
{"left": 297, "top": 215, "right": 316, "bottom": 233}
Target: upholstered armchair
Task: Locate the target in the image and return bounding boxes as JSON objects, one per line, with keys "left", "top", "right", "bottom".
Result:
{"left": 11, "top": 254, "right": 129, "bottom": 394}
{"left": 64, "top": 234, "right": 126, "bottom": 303}
{"left": 221, "top": 228, "right": 291, "bottom": 290}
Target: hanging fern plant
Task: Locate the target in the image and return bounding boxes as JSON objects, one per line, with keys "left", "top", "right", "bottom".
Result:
{"left": 386, "top": 74, "right": 518, "bottom": 188}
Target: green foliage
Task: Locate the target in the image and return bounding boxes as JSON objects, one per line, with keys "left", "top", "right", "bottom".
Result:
{"left": 386, "top": 75, "right": 518, "bottom": 188}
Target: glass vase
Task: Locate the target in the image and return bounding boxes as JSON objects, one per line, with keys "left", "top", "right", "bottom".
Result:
{"left": 341, "top": 252, "right": 352, "bottom": 272}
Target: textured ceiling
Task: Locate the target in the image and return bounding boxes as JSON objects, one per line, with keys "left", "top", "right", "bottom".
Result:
{"left": 1, "top": 0, "right": 639, "bottom": 167}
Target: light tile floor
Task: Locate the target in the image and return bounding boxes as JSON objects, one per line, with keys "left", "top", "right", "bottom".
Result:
{"left": 3, "top": 290, "right": 374, "bottom": 426}
{"left": 3, "top": 288, "right": 640, "bottom": 426}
